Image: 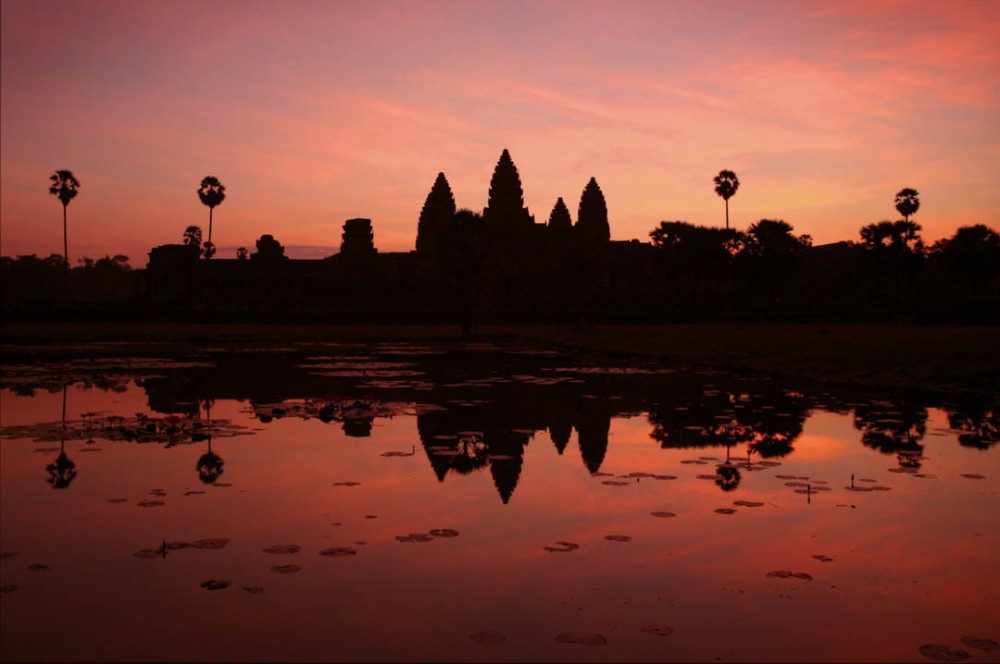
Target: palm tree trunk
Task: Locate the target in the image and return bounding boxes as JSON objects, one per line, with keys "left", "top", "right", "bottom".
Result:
{"left": 208, "top": 207, "right": 214, "bottom": 246}
{"left": 62, "top": 205, "right": 69, "bottom": 299}
{"left": 725, "top": 198, "right": 730, "bottom": 230}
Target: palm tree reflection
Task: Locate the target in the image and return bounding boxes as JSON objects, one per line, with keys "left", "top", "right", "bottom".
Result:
{"left": 196, "top": 400, "right": 224, "bottom": 484}
{"left": 47, "top": 386, "right": 77, "bottom": 489}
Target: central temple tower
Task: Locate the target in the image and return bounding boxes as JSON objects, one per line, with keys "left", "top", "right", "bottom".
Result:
{"left": 483, "top": 149, "right": 534, "bottom": 237}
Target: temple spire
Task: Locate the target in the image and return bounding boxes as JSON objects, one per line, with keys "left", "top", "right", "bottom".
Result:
{"left": 547, "top": 197, "right": 572, "bottom": 232}
{"left": 576, "top": 177, "right": 610, "bottom": 243}
{"left": 483, "top": 149, "right": 533, "bottom": 232}
{"left": 416, "top": 172, "right": 457, "bottom": 256}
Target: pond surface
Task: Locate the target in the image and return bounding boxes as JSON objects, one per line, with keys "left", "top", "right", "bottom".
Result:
{"left": 1, "top": 341, "right": 998, "bottom": 662}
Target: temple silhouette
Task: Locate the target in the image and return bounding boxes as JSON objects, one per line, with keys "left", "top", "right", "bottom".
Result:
{"left": 133, "top": 149, "right": 654, "bottom": 323}
{"left": 3, "top": 149, "right": 999, "bottom": 323}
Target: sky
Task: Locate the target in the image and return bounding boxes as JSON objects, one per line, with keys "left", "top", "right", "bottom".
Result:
{"left": 2, "top": 0, "right": 998, "bottom": 265}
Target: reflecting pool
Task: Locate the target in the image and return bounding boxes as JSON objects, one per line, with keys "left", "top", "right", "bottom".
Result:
{"left": 1, "top": 341, "right": 997, "bottom": 662}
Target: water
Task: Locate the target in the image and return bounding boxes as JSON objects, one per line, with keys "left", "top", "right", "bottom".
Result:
{"left": 1, "top": 341, "right": 997, "bottom": 662}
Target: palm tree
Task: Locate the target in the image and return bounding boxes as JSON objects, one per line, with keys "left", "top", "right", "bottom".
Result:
{"left": 894, "top": 188, "right": 919, "bottom": 222}
{"left": 197, "top": 176, "right": 226, "bottom": 256}
{"left": 713, "top": 170, "right": 739, "bottom": 229}
{"left": 48, "top": 170, "right": 80, "bottom": 271}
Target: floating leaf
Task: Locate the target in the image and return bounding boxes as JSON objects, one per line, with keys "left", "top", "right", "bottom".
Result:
{"left": 191, "top": 538, "right": 229, "bottom": 550}
{"left": 200, "top": 579, "right": 230, "bottom": 590}
{"left": 733, "top": 500, "right": 764, "bottom": 507}
{"left": 263, "top": 545, "right": 301, "bottom": 554}
{"left": 470, "top": 631, "right": 506, "bottom": 644}
{"left": 270, "top": 564, "right": 301, "bottom": 574}
{"left": 108, "top": 498, "right": 128, "bottom": 503}
{"left": 396, "top": 533, "right": 434, "bottom": 543}
{"left": 601, "top": 480, "right": 631, "bottom": 486}
{"left": 650, "top": 511, "right": 677, "bottom": 518}
{"left": 543, "top": 541, "right": 580, "bottom": 553}
{"left": 767, "top": 570, "right": 792, "bottom": 578}
{"left": 319, "top": 547, "right": 358, "bottom": 557}
{"left": 332, "top": 481, "right": 361, "bottom": 487}
{"left": 429, "top": 529, "right": 459, "bottom": 538}
{"left": 959, "top": 474, "right": 986, "bottom": 480}
{"left": 137, "top": 500, "right": 165, "bottom": 508}
{"left": 605, "top": 535, "right": 632, "bottom": 542}
{"left": 812, "top": 554, "right": 835, "bottom": 562}
{"left": 918, "top": 644, "right": 970, "bottom": 661}
{"left": 242, "top": 586, "right": 265, "bottom": 594}
{"left": 714, "top": 508, "right": 737, "bottom": 515}
{"left": 640, "top": 624, "right": 674, "bottom": 637}
{"left": 960, "top": 637, "right": 998, "bottom": 653}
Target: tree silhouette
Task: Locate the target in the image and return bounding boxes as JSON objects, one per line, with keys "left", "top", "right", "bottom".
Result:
{"left": 236, "top": 247, "right": 249, "bottom": 260}
{"left": 713, "top": 170, "right": 739, "bottom": 229}
{"left": 182, "top": 225, "right": 203, "bottom": 255}
{"left": 894, "top": 188, "right": 919, "bottom": 222}
{"left": 930, "top": 225, "right": 1000, "bottom": 281}
{"left": 197, "top": 176, "right": 226, "bottom": 257}
{"left": 49, "top": 170, "right": 80, "bottom": 294}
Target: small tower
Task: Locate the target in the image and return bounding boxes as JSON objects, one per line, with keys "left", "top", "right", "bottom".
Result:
{"left": 340, "top": 218, "right": 377, "bottom": 258}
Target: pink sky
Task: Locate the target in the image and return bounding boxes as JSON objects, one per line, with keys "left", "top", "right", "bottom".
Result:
{"left": 2, "top": 0, "right": 998, "bottom": 265}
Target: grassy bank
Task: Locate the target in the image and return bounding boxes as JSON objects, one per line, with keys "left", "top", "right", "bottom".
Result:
{"left": 1, "top": 321, "right": 997, "bottom": 402}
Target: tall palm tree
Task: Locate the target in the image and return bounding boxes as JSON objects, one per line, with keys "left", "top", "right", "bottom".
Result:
{"left": 894, "top": 188, "right": 919, "bottom": 222}
{"left": 49, "top": 170, "right": 80, "bottom": 268}
{"left": 197, "top": 176, "right": 226, "bottom": 257}
{"left": 713, "top": 170, "right": 739, "bottom": 229}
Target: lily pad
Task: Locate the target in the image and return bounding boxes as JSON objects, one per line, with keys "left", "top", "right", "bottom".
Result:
{"left": 108, "top": 498, "right": 128, "bottom": 503}
{"left": 556, "top": 632, "right": 607, "bottom": 645}
{"left": 27, "top": 563, "right": 50, "bottom": 571}
{"left": 605, "top": 535, "right": 632, "bottom": 542}
{"left": 263, "top": 545, "right": 301, "bottom": 554}
{"left": 0, "top": 584, "right": 17, "bottom": 594}
{"left": 650, "top": 511, "right": 677, "bottom": 518}
{"left": 200, "top": 579, "right": 231, "bottom": 590}
{"left": 918, "top": 644, "right": 969, "bottom": 661}
{"left": 602, "top": 480, "right": 631, "bottom": 486}
{"left": 319, "top": 547, "right": 358, "bottom": 557}
{"left": 396, "top": 533, "right": 434, "bottom": 543}
{"left": 651, "top": 474, "right": 678, "bottom": 480}
{"left": 959, "top": 474, "right": 985, "bottom": 480}
{"left": 960, "top": 637, "right": 998, "bottom": 652}
{"left": 332, "top": 481, "right": 361, "bottom": 487}
{"left": 133, "top": 548, "right": 163, "bottom": 559}
{"left": 191, "top": 538, "right": 229, "bottom": 550}
{"left": 242, "top": 586, "right": 265, "bottom": 594}
{"left": 812, "top": 554, "right": 835, "bottom": 562}
{"left": 470, "top": 631, "right": 506, "bottom": 644}
{"left": 543, "top": 541, "right": 580, "bottom": 553}
{"left": 0, "top": 551, "right": 18, "bottom": 560}
{"left": 429, "top": 529, "right": 459, "bottom": 538}
{"left": 137, "top": 500, "right": 165, "bottom": 508}
{"left": 733, "top": 500, "right": 764, "bottom": 507}
{"left": 270, "top": 564, "right": 301, "bottom": 574}
{"left": 640, "top": 624, "right": 674, "bottom": 637}
{"left": 714, "top": 508, "right": 737, "bottom": 515}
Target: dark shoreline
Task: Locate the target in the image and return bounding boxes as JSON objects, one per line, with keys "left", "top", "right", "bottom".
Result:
{"left": 1, "top": 322, "right": 997, "bottom": 404}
